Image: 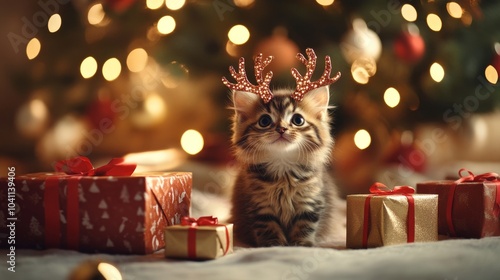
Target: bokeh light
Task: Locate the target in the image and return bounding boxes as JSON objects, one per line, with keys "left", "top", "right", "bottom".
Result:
{"left": 127, "top": 48, "right": 148, "bottom": 73}
{"left": 401, "top": 4, "right": 417, "bottom": 22}
{"left": 97, "top": 263, "right": 122, "bottom": 280}
{"left": 144, "top": 93, "right": 167, "bottom": 119}
{"left": 485, "top": 65, "right": 498, "bottom": 84}
{"left": 88, "top": 3, "right": 105, "bottom": 25}
{"left": 349, "top": 52, "right": 378, "bottom": 83}
{"left": 102, "top": 58, "right": 122, "bottom": 81}
{"left": 354, "top": 129, "right": 371, "bottom": 150}
{"left": 80, "top": 56, "right": 98, "bottom": 79}
{"left": 48, "top": 14, "right": 62, "bottom": 33}
{"left": 316, "top": 0, "right": 334, "bottom": 6}
{"left": 228, "top": 25, "right": 250, "bottom": 45}
{"left": 146, "top": 0, "right": 163, "bottom": 10}
{"left": 384, "top": 87, "right": 401, "bottom": 108}
{"left": 446, "top": 2, "right": 463, "bottom": 19}
{"left": 166, "top": 0, "right": 186, "bottom": 10}
{"left": 26, "top": 38, "right": 41, "bottom": 60}
{"left": 226, "top": 41, "right": 239, "bottom": 57}
{"left": 234, "top": 0, "right": 255, "bottom": 7}
{"left": 157, "top": 16, "right": 176, "bottom": 35}
{"left": 181, "top": 129, "right": 204, "bottom": 155}
{"left": 430, "top": 62, "right": 445, "bottom": 82}
{"left": 426, "top": 13, "right": 442, "bottom": 32}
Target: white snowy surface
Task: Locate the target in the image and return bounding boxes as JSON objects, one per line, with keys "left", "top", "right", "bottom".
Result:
{"left": 2, "top": 237, "right": 500, "bottom": 280}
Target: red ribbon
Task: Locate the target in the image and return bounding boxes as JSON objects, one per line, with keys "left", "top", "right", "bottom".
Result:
{"left": 362, "top": 183, "right": 415, "bottom": 248}
{"left": 54, "top": 156, "right": 136, "bottom": 176}
{"left": 446, "top": 168, "right": 500, "bottom": 237}
{"left": 44, "top": 157, "right": 136, "bottom": 249}
{"left": 181, "top": 216, "right": 231, "bottom": 259}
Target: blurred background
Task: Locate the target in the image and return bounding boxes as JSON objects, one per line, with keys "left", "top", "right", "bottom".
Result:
{"left": 1, "top": 0, "right": 500, "bottom": 196}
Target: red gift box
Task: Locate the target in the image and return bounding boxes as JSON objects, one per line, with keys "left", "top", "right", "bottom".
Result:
{"left": 417, "top": 169, "right": 500, "bottom": 238}
{"left": 0, "top": 157, "right": 192, "bottom": 254}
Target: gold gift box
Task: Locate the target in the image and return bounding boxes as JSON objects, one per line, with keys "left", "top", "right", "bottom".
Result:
{"left": 347, "top": 194, "right": 438, "bottom": 249}
{"left": 164, "top": 224, "right": 233, "bottom": 260}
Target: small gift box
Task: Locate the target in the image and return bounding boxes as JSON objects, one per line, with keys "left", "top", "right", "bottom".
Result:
{"left": 417, "top": 169, "right": 500, "bottom": 238}
{"left": 164, "top": 216, "right": 233, "bottom": 260}
{"left": 0, "top": 157, "right": 192, "bottom": 254}
{"left": 347, "top": 183, "right": 438, "bottom": 249}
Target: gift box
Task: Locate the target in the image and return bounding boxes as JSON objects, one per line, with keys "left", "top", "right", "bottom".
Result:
{"left": 0, "top": 157, "right": 192, "bottom": 254}
{"left": 347, "top": 183, "right": 438, "bottom": 249}
{"left": 164, "top": 216, "right": 233, "bottom": 260}
{"left": 417, "top": 169, "right": 500, "bottom": 238}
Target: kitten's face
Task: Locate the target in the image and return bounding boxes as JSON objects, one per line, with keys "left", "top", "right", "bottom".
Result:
{"left": 231, "top": 86, "right": 333, "bottom": 163}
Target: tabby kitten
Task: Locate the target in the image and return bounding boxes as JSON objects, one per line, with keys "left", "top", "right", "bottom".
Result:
{"left": 229, "top": 85, "right": 343, "bottom": 247}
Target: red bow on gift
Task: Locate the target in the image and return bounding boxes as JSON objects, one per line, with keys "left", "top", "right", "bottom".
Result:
{"left": 44, "top": 156, "right": 136, "bottom": 249}
{"left": 362, "top": 183, "right": 416, "bottom": 248}
{"left": 455, "top": 168, "right": 499, "bottom": 183}
{"left": 181, "top": 216, "right": 219, "bottom": 227}
{"left": 369, "top": 182, "right": 415, "bottom": 195}
{"left": 180, "top": 216, "right": 230, "bottom": 259}
{"left": 54, "top": 156, "right": 136, "bottom": 176}
{"left": 446, "top": 168, "right": 500, "bottom": 236}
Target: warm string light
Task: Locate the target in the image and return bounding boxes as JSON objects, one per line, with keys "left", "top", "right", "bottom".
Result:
{"left": 485, "top": 65, "right": 498, "bottom": 84}
{"left": 157, "top": 16, "right": 176, "bottom": 35}
{"left": 228, "top": 25, "right": 250, "bottom": 45}
{"left": 127, "top": 48, "right": 148, "bottom": 73}
{"left": 494, "top": 42, "right": 500, "bottom": 55}
{"left": 401, "top": 4, "right": 417, "bottom": 22}
{"left": 26, "top": 38, "right": 41, "bottom": 60}
{"left": 102, "top": 58, "right": 122, "bottom": 81}
{"left": 351, "top": 57, "right": 376, "bottom": 84}
{"left": 426, "top": 13, "right": 442, "bottom": 32}
{"left": 316, "top": 0, "right": 334, "bottom": 6}
{"left": 80, "top": 56, "right": 98, "bottom": 79}
{"left": 384, "top": 87, "right": 401, "bottom": 108}
{"left": 446, "top": 2, "right": 463, "bottom": 18}
{"left": 166, "top": 0, "right": 186, "bottom": 10}
{"left": 88, "top": 3, "right": 105, "bottom": 25}
{"left": 234, "top": 0, "right": 255, "bottom": 7}
{"left": 181, "top": 129, "right": 204, "bottom": 155}
{"left": 225, "top": 41, "right": 239, "bottom": 57}
{"left": 354, "top": 129, "right": 371, "bottom": 150}
{"left": 97, "top": 263, "right": 122, "bottom": 280}
{"left": 48, "top": 14, "right": 62, "bottom": 33}
{"left": 146, "top": 0, "right": 164, "bottom": 10}
{"left": 430, "top": 62, "right": 445, "bottom": 82}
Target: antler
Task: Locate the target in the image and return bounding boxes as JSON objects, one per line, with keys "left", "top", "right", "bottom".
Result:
{"left": 222, "top": 53, "right": 274, "bottom": 103}
{"left": 291, "top": 48, "right": 341, "bottom": 102}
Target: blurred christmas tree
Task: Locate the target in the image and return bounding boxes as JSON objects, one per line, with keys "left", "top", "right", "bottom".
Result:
{"left": 1, "top": 0, "right": 499, "bottom": 175}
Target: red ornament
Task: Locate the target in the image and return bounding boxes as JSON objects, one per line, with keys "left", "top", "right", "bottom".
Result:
{"left": 492, "top": 53, "right": 500, "bottom": 73}
{"left": 86, "top": 97, "right": 116, "bottom": 129}
{"left": 254, "top": 32, "right": 299, "bottom": 73}
{"left": 386, "top": 144, "right": 426, "bottom": 173}
{"left": 394, "top": 31, "right": 425, "bottom": 63}
{"left": 104, "top": 0, "right": 136, "bottom": 12}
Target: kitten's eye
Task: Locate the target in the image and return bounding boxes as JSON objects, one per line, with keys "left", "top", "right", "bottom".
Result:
{"left": 291, "top": 114, "right": 305, "bottom": 126}
{"left": 258, "top": 114, "right": 273, "bottom": 128}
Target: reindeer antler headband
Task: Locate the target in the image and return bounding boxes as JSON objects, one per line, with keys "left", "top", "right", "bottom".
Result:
{"left": 222, "top": 48, "right": 341, "bottom": 103}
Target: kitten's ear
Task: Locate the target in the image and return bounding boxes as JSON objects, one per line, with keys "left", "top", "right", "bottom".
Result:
{"left": 232, "top": 90, "right": 260, "bottom": 115}
{"left": 301, "top": 86, "right": 330, "bottom": 118}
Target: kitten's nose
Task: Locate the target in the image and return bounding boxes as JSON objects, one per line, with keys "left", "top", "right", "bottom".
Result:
{"left": 276, "top": 126, "right": 287, "bottom": 134}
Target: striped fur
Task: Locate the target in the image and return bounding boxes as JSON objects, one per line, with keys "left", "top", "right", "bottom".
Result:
{"left": 229, "top": 86, "right": 343, "bottom": 247}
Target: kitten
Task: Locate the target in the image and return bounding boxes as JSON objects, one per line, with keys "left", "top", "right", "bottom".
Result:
{"left": 224, "top": 49, "right": 344, "bottom": 247}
